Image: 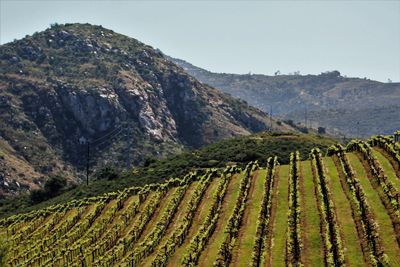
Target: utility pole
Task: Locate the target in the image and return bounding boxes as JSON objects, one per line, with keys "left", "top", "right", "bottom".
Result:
{"left": 86, "top": 142, "right": 90, "bottom": 186}
{"left": 126, "top": 125, "right": 132, "bottom": 170}
{"left": 270, "top": 106, "right": 273, "bottom": 131}
{"left": 304, "top": 107, "right": 308, "bottom": 128}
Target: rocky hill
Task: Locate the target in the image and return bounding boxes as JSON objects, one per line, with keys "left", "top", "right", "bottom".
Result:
{"left": 0, "top": 23, "right": 293, "bottom": 197}
{"left": 169, "top": 57, "right": 400, "bottom": 138}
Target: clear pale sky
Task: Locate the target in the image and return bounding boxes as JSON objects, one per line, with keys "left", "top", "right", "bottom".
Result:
{"left": 1, "top": 0, "right": 399, "bottom": 82}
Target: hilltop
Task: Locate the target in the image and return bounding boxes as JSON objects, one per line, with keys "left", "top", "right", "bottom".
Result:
{"left": 0, "top": 23, "right": 294, "bottom": 196}
{"left": 169, "top": 56, "right": 400, "bottom": 137}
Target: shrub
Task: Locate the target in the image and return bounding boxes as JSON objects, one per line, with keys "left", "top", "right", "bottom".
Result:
{"left": 44, "top": 175, "right": 67, "bottom": 195}
{"left": 95, "top": 167, "right": 119, "bottom": 180}
{"left": 30, "top": 175, "right": 67, "bottom": 203}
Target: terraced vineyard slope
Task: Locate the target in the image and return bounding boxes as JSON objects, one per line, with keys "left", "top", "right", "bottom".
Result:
{"left": 1, "top": 134, "right": 400, "bottom": 266}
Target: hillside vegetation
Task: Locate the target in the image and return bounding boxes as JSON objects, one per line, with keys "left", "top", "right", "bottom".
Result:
{"left": 0, "top": 23, "right": 294, "bottom": 197}
{"left": 0, "top": 131, "right": 335, "bottom": 217}
{"left": 169, "top": 56, "right": 400, "bottom": 138}
{"left": 1, "top": 133, "right": 399, "bottom": 266}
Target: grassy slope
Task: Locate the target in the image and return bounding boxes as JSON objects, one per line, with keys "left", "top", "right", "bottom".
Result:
{"left": 3, "top": 152, "right": 400, "bottom": 266}
{"left": 231, "top": 170, "right": 266, "bottom": 266}
{"left": 167, "top": 177, "right": 221, "bottom": 266}
{"left": 132, "top": 188, "right": 178, "bottom": 247}
{"left": 141, "top": 182, "right": 199, "bottom": 266}
{"left": 121, "top": 192, "right": 155, "bottom": 236}
{"left": 372, "top": 148, "right": 400, "bottom": 191}
{"left": 197, "top": 173, "right": 244, "bottom": 266}
{"left": 30, "top": 202, "right": 106, "bottom": 260}
{"left": 269, "top": 164, "right": 289, "bottom": 267}
{"left": 374, "top": 147, "right": 400, "bottom": 177}
{"left": 300, "top": 160, "right": 324, "bottom": 266}
{"left": 94, "top": 195, "right": 139, "bottom": 244}
{"left": 347, "top": 153, "right": 400, "bottom": 266}
{"left": 323, "top": 157, "right": 365, "bottom": 266}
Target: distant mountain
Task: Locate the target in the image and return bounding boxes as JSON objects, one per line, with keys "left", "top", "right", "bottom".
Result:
{"left": 0, "top": 23, "right": 293, "bottom": 196}
{"left": 169, "top": 57, "right": 400, "bottom": 138}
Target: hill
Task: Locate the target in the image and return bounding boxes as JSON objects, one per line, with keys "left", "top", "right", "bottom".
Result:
{"left": 0, "top": 131, "right": 335, "bottom": 217}
{"left": 1, "top": 133, "right": 399, "bottom": 266}
{"left": 0, "top": 23, "right": 294, "bottom": 196}
{"left": 169, "top": 56, "right": 400, "bottom": 138}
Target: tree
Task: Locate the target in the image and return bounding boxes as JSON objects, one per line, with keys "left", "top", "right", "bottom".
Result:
{"left": 30, "top": 175, "right": 67, "bottom": 203}
{"left": 285, "top": 120, "right": 295, "bottom": 127}
{"left": 95, "top": 166, "right": 119, "bottom": 180}
{"left": 318, "top": 127, "right": 326, "bottom": 134}
{"left": 44, "top": 175, "right": 67, "bottom": 196}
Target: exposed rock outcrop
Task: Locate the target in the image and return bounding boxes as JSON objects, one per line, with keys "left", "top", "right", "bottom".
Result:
{"left": 0, "top": 23, "right": 293, "bottom": 196}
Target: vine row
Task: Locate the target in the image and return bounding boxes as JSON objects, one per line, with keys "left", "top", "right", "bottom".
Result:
{"left": 250, "top": 157, "right": 278, "bottom": 267}
{"left": 286, "top": 151, "right": 303, "bottom": 267}
{"left": 328, "top": 145, "right": 388, "bottom": 266}
{"left": 213, "top": 161, "right": 259, "bottom": 267}
{"left": 310, "top": 148, "right": 345, "bottom": 266}
{"left": 181, "top": 166, "right": 241, "bottom": 266}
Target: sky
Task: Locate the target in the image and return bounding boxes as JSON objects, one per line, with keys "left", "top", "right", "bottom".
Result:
{"left": 1, "top": 0, "right": 400, "bottom": 82}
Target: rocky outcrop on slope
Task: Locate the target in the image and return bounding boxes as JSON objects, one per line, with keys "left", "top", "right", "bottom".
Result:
{"left": 0, "top": 23, "right": 292, "bottom": 196}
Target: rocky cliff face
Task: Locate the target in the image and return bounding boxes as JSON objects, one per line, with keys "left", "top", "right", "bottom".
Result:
{"left": 0, "top": 23, "right": 292, "bottom": 196}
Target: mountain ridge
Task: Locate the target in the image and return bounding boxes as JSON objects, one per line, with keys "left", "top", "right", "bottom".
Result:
{"left": 0, "top": 23, "right": 293, "bottom": 196}
{"left": 168, "top": 56, "right": 400, "bottom": 137}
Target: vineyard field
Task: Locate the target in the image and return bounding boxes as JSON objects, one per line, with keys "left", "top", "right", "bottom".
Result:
{"left": 1, "top": 136, "right": 400, "bottom": 266}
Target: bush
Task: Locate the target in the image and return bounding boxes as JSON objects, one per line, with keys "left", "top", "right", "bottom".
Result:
{"left": 30, "top": 175, "right": 67, "bottom": 204}
{"left": 298, "top": 127, "right": 309, "bottom": 134}
{"left": 44, "top": 175, "right": 67, "bottom": 195}
{"left": 30, "top": 189, "right": 47, "bottom": 203}
{"left": 318, "top": 127, "right": 326, "bottom": 134}
{"left": 95, "top": 166, "right": 119, "bottom": 180}
{"left": 143, "top": 157, "right": 157, "bottom": 167}
{"left": 285, "top": 119, "right": 295, "bottom": 127}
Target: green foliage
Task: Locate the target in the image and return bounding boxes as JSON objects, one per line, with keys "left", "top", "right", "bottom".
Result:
{"left": 333, "top": 149, "right": 388, "bottom": 265}
{"left": 44, "top": 175, "right": 67, "bottom": 194}
{"left": 0, "top": 132, "right": 335, "bottom": 217}
{"left": 151, "top": 173, "right": 214, "bottom": 266}
{"left": 95, "top": 166, "right": 119, "bottom": 181}
{"left": 30, "top": 175, "right": 67, "bottom": 204}
{"left": 181, "top": 166, "right": 240, "bottom": 266}
{"left": 286, "top": 152, "right": 303, "bottom": 266}
{"left": 251, "top": 157, "right": 278, "bottom": 266}
{"left": 214, "top": 162, "right": 259, "bottom": 266}
{"left": 310, "top": 149, "right": 345, "bottom": 266}
{"left": 0, "top": 238, "right": 8, "bottom": 267}
{"left": 1, "top": 135, "right": 398, "bottom": 266}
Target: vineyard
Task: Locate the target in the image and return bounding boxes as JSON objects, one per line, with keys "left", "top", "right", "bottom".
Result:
{"left": 1, "top": 134, "right": 400, "bottom": 267}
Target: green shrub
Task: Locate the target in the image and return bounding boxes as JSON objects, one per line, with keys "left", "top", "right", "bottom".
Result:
{"left": 0, "top": 237, "right": 8, "bottom": 267}
{"left": 95, "top": 166, "right": 119, "bottom": 180}
{"left": 30, "top": 175, "right": 67, "bottom": 203}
